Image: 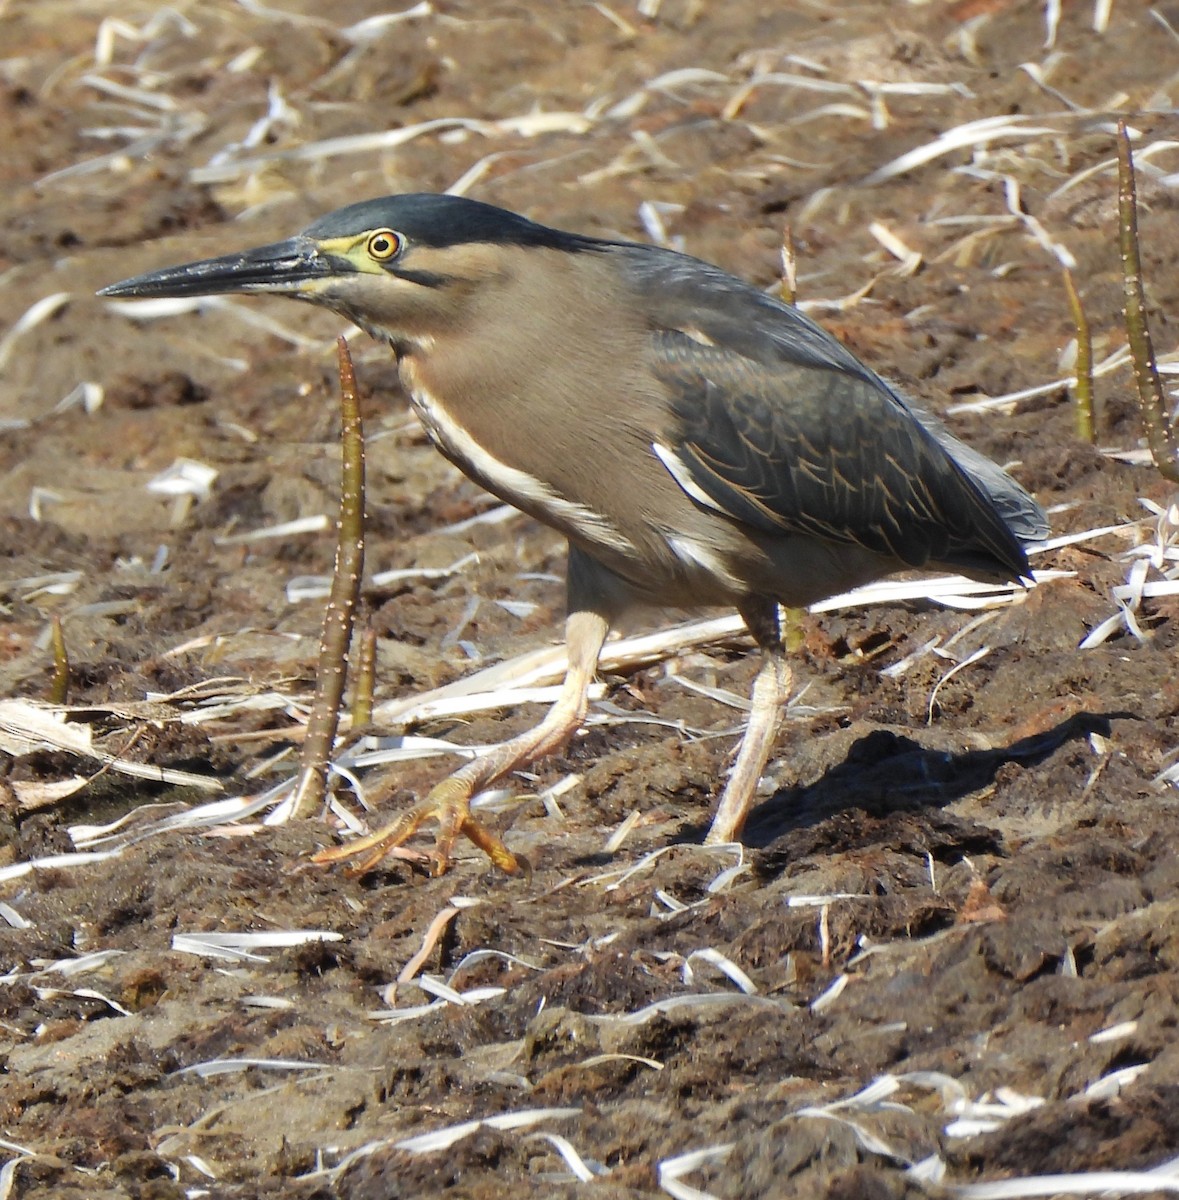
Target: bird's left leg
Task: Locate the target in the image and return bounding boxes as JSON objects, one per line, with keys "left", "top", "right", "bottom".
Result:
{"left": 313, "top": 606, "right": 610, "bottom": 876}
{"left": 705, "top": 596, "right": 792, "bottom": 845}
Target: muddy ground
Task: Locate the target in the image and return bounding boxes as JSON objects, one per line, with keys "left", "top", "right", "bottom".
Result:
{"left": 2, "top": 1, "right": 1179, "bottom": 1197}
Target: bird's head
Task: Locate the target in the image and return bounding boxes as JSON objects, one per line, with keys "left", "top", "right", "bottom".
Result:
{"left": 100, "top": 193, "right": 601, "bottom": 354}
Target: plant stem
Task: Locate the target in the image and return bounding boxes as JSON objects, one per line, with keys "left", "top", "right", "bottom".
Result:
{"left": 1061, "top": 266, "right": 1095, "bottom": 444}
{"left": 290, "top": 337, "right": 367, "bottom": 819}
{"left": 48, "top": 614, "right": 69, "bottom": 705}
{"left": 1117, "top": 119, "right": 1179, "bottom": 482}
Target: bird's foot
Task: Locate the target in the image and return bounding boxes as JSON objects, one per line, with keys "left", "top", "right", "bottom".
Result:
{"left": 310, "top": 774, "right": 524, "bottom": 878}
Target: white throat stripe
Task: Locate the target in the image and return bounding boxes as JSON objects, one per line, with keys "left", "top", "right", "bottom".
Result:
{"left": 410, "top": 387, "right": 635, "bottom": 554}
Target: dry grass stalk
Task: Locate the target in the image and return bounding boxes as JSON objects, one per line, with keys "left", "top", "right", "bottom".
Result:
{"left": 48, "top": 614, "right": 70, "bottom": 705}
{"left": 289, "top": 337, "right": 367, "bottom": 819}
{"left": 1117, "top": 120, "right": 1179, "bottom": 483}
{"left": 351, "top": 621, "right": 377, "bottom": 729}
{"left": 779, "top": 223, "right": 797, "bottom": 304}
{"left": 1061, "top": 265, "right": 1095, "bottom": 444}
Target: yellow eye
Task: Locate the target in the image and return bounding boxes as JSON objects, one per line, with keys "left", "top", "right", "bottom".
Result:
{"left": 366, "top": 229, "right": 402, "bottom": 260}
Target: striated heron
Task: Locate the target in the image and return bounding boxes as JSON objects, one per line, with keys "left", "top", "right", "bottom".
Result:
{"left": 101, "top": 194, "right": 1048, "bottom": 875}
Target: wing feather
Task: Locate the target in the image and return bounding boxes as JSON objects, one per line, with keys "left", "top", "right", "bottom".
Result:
{"left": 616, "top": 245, "right": 1046, "bottom": 578}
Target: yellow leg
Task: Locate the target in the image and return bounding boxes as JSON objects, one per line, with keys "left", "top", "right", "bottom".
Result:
{"left": 313, "top": 609, "right": 610, "bottom": 876}
{"left": 705, "top": 598, "right": 790, "bottom": 845}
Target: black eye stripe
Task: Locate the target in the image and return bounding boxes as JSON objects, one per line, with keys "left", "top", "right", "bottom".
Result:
{"left": 390, "top": 266, "right": 452, "bottom": 288}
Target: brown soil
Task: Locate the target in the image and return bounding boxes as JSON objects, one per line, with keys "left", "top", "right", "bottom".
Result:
{"left": 2, "top": 2, "right": 1179, "bottom": 1197}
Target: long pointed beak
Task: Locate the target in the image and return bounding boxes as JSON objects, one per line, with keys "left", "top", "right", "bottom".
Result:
{"left": 98, "top": 237, "right": 352, "bottom": 299}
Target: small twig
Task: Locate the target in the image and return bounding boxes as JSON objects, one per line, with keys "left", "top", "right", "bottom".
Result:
{"left": 394, "top": 904, "right": 462, "bottom": 999}
{"left": 350, "top": 620, "right": 376, "bottom": 729}
{"left": 48, "top": 614, "right": 70, "bottom": 705}
{"left": 1061, "top": 266, "right": 1095, "bottom": 444}
{"left": 290, "top": 338, "right": 367, "bottom": 819}
{"left": 80, "top": 724, "right": 148, "bottom": 794}
{"left": 1117, "top": 119, "right": 1179, "bottom": 483}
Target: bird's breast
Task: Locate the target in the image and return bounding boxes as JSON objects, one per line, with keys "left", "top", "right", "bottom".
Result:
{"left": 396, "top": 353, "right": 787, "bottom": 613}
{"left": 399, "top": 358, "right": 639, "bottom": 559}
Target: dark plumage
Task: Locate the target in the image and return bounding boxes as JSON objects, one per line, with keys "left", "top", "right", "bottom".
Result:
{"left": 101, "top": 194, "right": 1047, "bottom": 875}
{"left": 305, "top": 193, "right": 603, "bottom": 253}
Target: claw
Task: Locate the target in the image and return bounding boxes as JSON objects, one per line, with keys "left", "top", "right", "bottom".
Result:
{"left": 312, "top": 608, "right": 607, "bottom": 881}
{"left": 310, "top": 777, "right": 524, "bottom": 877}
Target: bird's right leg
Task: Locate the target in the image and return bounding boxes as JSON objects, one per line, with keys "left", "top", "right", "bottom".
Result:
{"left": 312, "top": 606, "right": 610, "bottom": 877}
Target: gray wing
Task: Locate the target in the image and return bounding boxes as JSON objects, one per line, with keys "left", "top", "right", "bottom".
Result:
{"left": 913, "top": 418, "right": 1050, "bottom": 545}
{"left": 617, "top": 244, "right": 1046, "bottom": 578}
